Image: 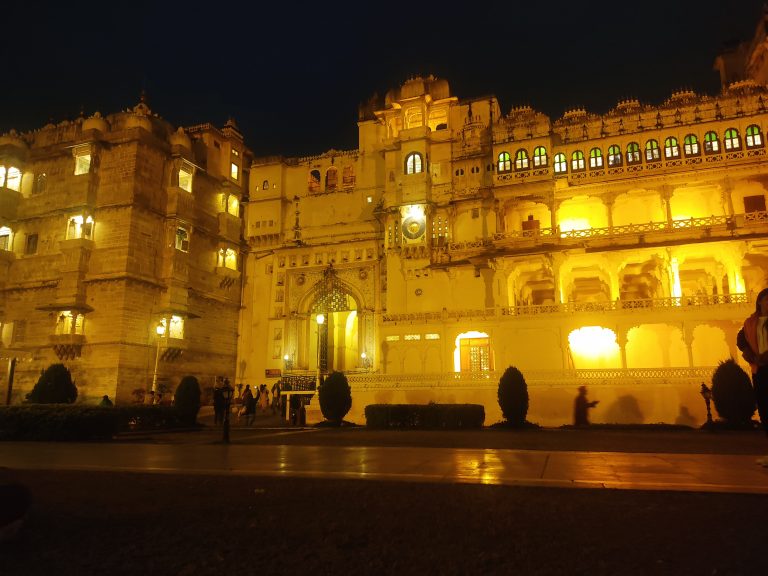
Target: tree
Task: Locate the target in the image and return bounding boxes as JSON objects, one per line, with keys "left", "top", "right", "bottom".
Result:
{"left": 497, "top": 366, "right": 529, "bottom": 426}
{"left": 174, "top": 375, "right": 201, "bottom": 425}
{"left": 318, "top": 371, "right": 352, "bottom": 425}
{"left": 26, "top": 364, "right": 77, "bottom": 404}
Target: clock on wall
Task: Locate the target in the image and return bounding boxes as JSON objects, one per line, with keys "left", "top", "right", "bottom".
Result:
{"left": 402, "top": 215, "right": 426, "bottom": 240}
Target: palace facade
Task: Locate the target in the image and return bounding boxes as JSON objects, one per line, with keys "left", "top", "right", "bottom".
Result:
{"left": 0, "top": 100, "right": 249, "bottom": 403}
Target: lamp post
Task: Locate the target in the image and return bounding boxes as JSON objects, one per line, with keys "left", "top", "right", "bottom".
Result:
{"left": 222, "top": 378, "right": 233, "bottom": 443}
{"left": 316, "top": 313, "right": 325, "bottom": 383}
{"left": 150, "top": 321, "right": 166, "bottom": 399}
{"left": 700, "top": 382, "right": 713, "bottom": 424}
{"left": 360, "top": 351, "right": 371, "bottom": 371}
{"left": 283, "top": 353, "right": 293, "bottom": 373}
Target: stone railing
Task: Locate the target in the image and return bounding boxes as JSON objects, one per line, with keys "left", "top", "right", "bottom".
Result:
{"left": 347, "top": 367, "right": 716, "bottom": 390}
{"left": 382, "top": 293, "right": 750, "bottom": 323}
{"left": 447, "top": 213, "right": 766, "bottom": 253}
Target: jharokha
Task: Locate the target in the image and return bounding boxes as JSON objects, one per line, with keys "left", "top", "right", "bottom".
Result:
{"left": 4, "top": 15, "right": 768, "bottom": 425}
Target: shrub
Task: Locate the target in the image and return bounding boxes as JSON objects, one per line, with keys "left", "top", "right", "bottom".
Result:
{"left": 711, "top": 358, "right": 755, "bottom": 425}
{"left": 26, "top": 364, "right": 77, "bottom": 404}
{"left": 365, "top": 404, "right": 485, "bottom": 429}
{"left": 497, "top": 366, "right": 529, "bottom": 426}
{"left": 174, "top": 375, "right": 201, "bottom": 425}
{"left": 318, "top": 371, "right": 351, "bottom": 424}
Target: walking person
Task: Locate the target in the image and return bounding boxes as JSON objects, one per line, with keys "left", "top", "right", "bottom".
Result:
{"left": 259, "top": 384, "right": 270, "bottom": 413}
{"left": 736, "top": 287, "right": 768, "bottom": 466}
{"left": 573, "top": 385, "right": 599, "bottom": 426}
{"left": 241, "top": 385, "right": 256, "bottom": 426}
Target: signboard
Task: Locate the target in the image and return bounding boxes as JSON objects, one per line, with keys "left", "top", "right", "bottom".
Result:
{"left": 265, "top": 368, "right": 282, "bottom": 378}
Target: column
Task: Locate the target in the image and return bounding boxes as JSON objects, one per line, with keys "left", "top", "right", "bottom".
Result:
{"left": 683, "top": 324, "right": 695, "bottom": 368}
{"left": 617, "top": 329, "right": 628, "bottom": 370}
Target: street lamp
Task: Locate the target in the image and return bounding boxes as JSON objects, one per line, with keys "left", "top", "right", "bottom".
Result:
{"left": 316, "top": 313, "right": 325, "bottom": 382}
{"left": 360, "top": 351, "right": 371, "bottom": 371}
{"left": 700, "top": 382, "right": 713, "bottom": 424}
{"left": 283, "top": 353, "right": 293, "bottom": 372}
{"left": 222, "top": 378, "right": 233, "bottom": 443}
{"left": 150, "top": 321, "right": 166, "bottom": 399}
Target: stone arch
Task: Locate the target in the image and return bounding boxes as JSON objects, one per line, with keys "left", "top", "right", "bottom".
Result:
{"left": 625, "top": 324, "right": 688, "bottom": 368}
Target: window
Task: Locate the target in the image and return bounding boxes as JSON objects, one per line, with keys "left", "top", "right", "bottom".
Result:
{"left": 589, "top": 147, "right": 603, "bottom": 169}
{"left": 746, "top": 125, "right": 763, "bottom": 148}
{"left": 533, "top": 146, "right": 548, "bottom": 167}
{"left": 405, "top": 152, "right": 423, "bottom": 175}
{"left": 33, "top": 172, "right": 47, "bottom": 195}
{"left": 175, "top": 227, "right": 189, "bottom": 252}
{"left": 4, "top": 167, "right": 20, "bottom": 191}
{"left": 218, "top": 247, "right": 238, "bottom": 270}
{"left": 626, "top": 142, "right": 641, "bottom": 164}
{"left": 262, "top": 179, "right": 269, "bottom": 190}
{"left": 342, "top": 165, "right": 355, "bottom": 186}
{"left": 230, "top": 162, "right": 239, "bottom": 180}
{"left": 231, "top": 148, "right": 240, "bottom": 158}
{"left": 227, "top": 195, "right": 239, "bottom": 216}
{"left": 55, "top": 311, "right": 84, "bottom": 336}
{"left": 724, "top": 128, "right": 741, "bottom": 151}
{"left": 326, "top": 167, "right": 338, "bottom": 190}
{"left": 66, "top": 215, "right": 94, "bottom": 240}
{"left": 0, "top": 226, "right": 10, "bottom": 251}
{"left": 684, "top": 134, "right": 700, "bottom": 156}
{"left": 514, "top": 149, "right": 529, "bottom": 171}
{"left": 553, "top": 153, "right": 567, "bottom": 174}
{"left": 704, "top": 131, "right": 720, "bottom": 154}
{"left": 0, "top": 166, "right": 4, "bottom": 187}
{"left": 645, "top": 139, "right": 660, "bottom": 162}
{"left": 607, "top": 145, "right": 622, "bottom": 166}
{"left": 159, "top": 315, "right": 185, "bottom": 339}
{"left": 178, "top": 166, "right": 193, "bottom": 192}
{"left": 455, "top": 168, "right": 464, "bottom": 176}
{"left": 571, "top": 150, "right": 585, "bottom": 171}
{"left": 664, "top": 137, "right": 680, "bottom": 158}
{"left": 744, "top": 195, "right": 767, "bottom": 213}
{"left": 497, "top": 152, "right": 511, "bottom": 173}
{"left": 309, "top": 170, "right": 320, "bottom": 192}
{"left": 74, "top": 153, "right": 91, "bottom": 175}
{"left": 25, "top": 233, "right": 38, "bottom": 255}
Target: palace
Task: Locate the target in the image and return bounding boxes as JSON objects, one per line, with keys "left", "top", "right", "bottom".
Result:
{"left": 4, "top": 13, "right": 768, "bottom": 425}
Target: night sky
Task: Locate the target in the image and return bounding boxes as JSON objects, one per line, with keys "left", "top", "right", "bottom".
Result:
{"left": 1, "top": 1, "right": 765, "bottom": 157}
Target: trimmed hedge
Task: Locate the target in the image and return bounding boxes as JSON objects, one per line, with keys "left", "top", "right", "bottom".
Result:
{"left": 365, "top": 403, "right": 485, "bottom": 429}
{"left": 0, "top": 405, "right": 192, "bottom": 441}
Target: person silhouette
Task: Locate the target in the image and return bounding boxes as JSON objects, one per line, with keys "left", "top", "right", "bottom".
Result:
{"left": 573, "top": 385, "right": 599, "bottom": 426}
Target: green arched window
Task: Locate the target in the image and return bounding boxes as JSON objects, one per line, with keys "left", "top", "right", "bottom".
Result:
{"left": 589, "top": 147, "right": 603, "bottom": 169}
{"left": 684, "top": 134, "right": 699, "bottom": 156}
{"left": 746, "top": 125, "right": 763, "bottom": 148}
{"left": 607, "top": 145, "right": 622, "bottom": 167}
{"left": 553, "top": 153, "right": 567, "bottom": 174}
{"left": 497, "top": 151, "right": 511, "bottom": 173}
{"left": 704, "top": 131, "right": 720, "bottom": 154}
{"left": 571, "top": 150, "right": 585, "bottom": 171}
{"left": 405, "top": 152, "right": 423, "bottom": 174}
{"left": 645, "top": 139, "right": 660, "bottom": 162}
{"left": 664, "top": 137, "right": 679, "bottom": 158}
{"left": 533, "top": 146, "right": 548, "bottom": 167}
{"left": 724, "top": 128, "right": 740, "bottom": 151}
{"left": 626, "top": 142, "right": 641, "bottom": 164}
{"left": 514, "top": 149, "right": 529, "bottom": 171}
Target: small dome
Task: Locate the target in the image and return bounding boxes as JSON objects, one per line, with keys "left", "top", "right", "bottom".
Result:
{"left": 169, "top": 127, "right": 191, "bottom": 150}
{"left": 82, "top": 112, "right": 109, "bottom": 133}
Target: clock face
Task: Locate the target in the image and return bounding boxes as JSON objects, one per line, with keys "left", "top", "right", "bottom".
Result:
{"left": 402, "top": 216, "right": 426, "bottom": 240}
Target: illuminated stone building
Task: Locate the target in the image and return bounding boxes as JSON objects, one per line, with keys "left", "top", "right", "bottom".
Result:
{"left": 241, "top": 36, "right": 768, "bottom": 426}
{"left": 0, "top": 100, "right": 248, "bottom": 402}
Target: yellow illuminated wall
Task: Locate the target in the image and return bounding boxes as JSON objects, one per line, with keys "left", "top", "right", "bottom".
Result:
{"left": 568, "top": 326, "right": 620, "bottom": 369}
{"left": 626, "top": 325, "right": 688, "bottom": 367}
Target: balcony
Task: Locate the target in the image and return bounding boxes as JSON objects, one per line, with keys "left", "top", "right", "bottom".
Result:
{"left": 49, "top": 333, "right": 86, "bottom": 360}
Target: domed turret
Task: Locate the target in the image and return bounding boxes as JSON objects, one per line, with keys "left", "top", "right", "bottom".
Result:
{"left": 169, "top": 126, "right": 191, "bottom": 151}
{"left": 82, "top": 112, "right": 109, "bottom": 134}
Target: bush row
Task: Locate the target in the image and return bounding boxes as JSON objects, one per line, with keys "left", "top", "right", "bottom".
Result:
{"left": 0, "top": 405, "right": 192, "bottom": 441}
{"left": 365, "top": 403, "right": 485, "bottom": 429}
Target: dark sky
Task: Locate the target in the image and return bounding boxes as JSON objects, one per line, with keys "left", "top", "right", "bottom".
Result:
{"left": 1, "top": 1, "right": 765, "bottom": 157}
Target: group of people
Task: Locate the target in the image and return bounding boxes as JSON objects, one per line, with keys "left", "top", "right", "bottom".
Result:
{"left": 213, "top": 381, "right": 279, "bottom": 427}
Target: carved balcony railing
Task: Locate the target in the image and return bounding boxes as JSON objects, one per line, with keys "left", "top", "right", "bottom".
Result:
{"left": 347, "top": 367, "right": 716, "bottom": 390}
{"left": 382, "top": 293, "right": 750, "bottom": 323}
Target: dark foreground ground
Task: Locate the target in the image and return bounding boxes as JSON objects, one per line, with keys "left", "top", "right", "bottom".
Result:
{"left": 3, "top": 425, "right": 768, "bottom": 575}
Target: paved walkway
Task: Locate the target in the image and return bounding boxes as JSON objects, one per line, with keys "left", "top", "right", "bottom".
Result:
{"left": 2, "top": 435, "right": 767, "bottom": 495}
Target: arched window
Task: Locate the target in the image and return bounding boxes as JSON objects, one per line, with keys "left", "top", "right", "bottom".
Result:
{"left": 308, "top": 169, "right": 321, "bottom": 192}
{"left": 4, "top": 166, "right": 21, "bottom": 191}
{"left": 724, "top": 128, "right": 741, "bottom": 151}
{"left": 262, "top": 179, "right": 269, "bottom": 190}
{"left": 664, "top": 137, "right": 680, "bottom": 158}
{"left": 514, "top": 149, "right": 529, "bottom": 171}
{"left": 571, "top": 150, "right": 585, "bottom": 171}
{"left": 645, "top": 139, "right": 660, "bottom": 162}
{"left": 533, "top": 146, "right": 548, "bottom": 167}
{"left": 746, "top": 125, "right": 764, "bottom": 148}
{"left": 342, "top": 165, "right": 355, "bottom": 185}
{"left": 497, "top": 151, "right": 511, "bottom": 173}
{"left": 553, "top": 153, "right": 567, "bottom": 174}
{"left": 33, "top": 172, "right": 47, "bottom": 195}
{"left": 405, "top": 152, "right": 423, "bottom": 175}
{"left": 589, "top": 147, "right": 603, "bottom": 169}
{"left": 607, "top": 145, "right": 622, "bottom": 167}
{"left": 325, "top": 167, "right": 338, "bottom": 190}
{"left": 626, "top": 142, "right": 641, "bottom": 165}
{"left": 704, "top": 131, "right": 720, "bottom": 154}
{"left": 683, "top": 134, "right": 700, "bottom": 156}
